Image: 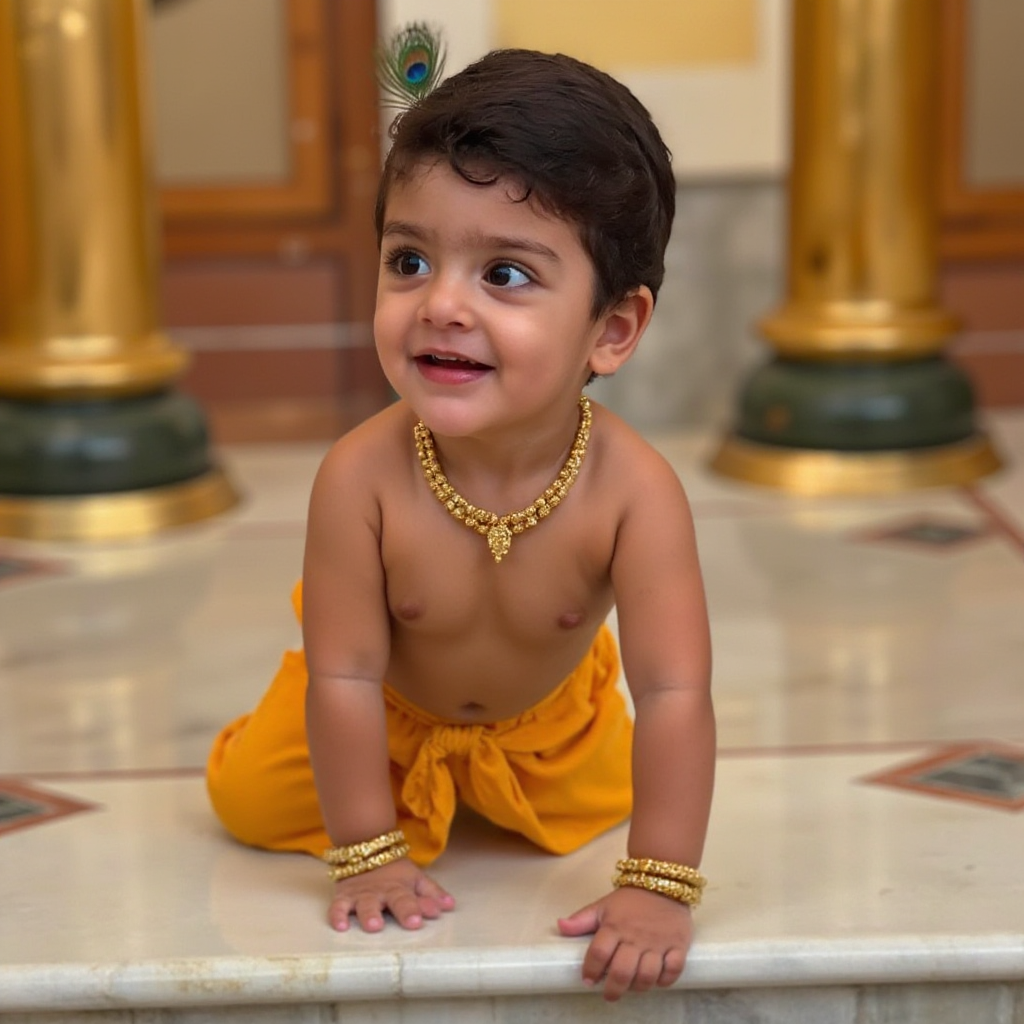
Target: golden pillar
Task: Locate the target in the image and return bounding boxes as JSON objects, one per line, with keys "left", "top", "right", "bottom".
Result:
{"left": 711, "top": 0, "right": 1001, "bottom": 495}
{"left": 0, "top": 0, "right": 237, "bottom": 540}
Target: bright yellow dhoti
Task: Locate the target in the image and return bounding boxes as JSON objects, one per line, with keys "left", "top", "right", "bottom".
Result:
{"left": 206, "top": 585, "right": 633, "bottom": 864}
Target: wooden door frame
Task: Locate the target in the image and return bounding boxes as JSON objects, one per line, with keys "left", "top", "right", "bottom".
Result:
{"left": 158, "top": 0, "right": 334, "bottom": 221}
{"left": 158, "top": 0, "right": 381, "bottom": 324}
{"left": 939, "top": 0, "right": 1024, "bottom": 259}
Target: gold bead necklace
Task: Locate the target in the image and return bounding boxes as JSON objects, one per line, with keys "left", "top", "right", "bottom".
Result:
{"left": 413, "top": 396, "right": 592, "bottom": 563}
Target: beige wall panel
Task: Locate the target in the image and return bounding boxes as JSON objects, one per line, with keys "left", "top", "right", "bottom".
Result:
{"left": 380, "top": 0, "right": 790, "bottom": 178}
{"left": 965, "top": 0, "right": 1024, "bottom": 187}
{"left": 150, "top": 0, "right": 290, "bottom": 184}
{"left": 494, "top": 0, "right": 757, "bottom": 68}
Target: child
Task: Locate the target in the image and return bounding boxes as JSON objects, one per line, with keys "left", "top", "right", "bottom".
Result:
{"left": 207, "top": 44, "right": 714, "bottom": 1003}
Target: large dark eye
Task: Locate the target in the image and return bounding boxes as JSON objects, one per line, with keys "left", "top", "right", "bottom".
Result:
{"left": 396, "top": 252, "right": 430, "bottom": 276}
{"left": 486, "top": 263, "right": 530, "bottom": 288}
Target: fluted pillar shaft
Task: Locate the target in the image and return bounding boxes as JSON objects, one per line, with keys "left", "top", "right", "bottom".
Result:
{"left": 0, "top": 0, "right": 237, "bottom": 540}
{"left": 0, "top": 0, "right": 186, "bottom": 397}
{"left": 710, "top": 0, "right": 1000, "bottom": 495}
{"left": 762, "top": 0, "right": 955, "bottom": 360}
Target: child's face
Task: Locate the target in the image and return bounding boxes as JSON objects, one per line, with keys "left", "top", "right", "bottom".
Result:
{"left": 374, "top": 161, "right": 618, "bottom": 438}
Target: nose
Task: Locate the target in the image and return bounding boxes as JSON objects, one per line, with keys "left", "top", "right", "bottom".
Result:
{"left": 418, "top": 271, "right": 473, "bottom": 329}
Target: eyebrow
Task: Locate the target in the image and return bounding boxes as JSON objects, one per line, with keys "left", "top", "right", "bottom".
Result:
{"left": 381, "top": 221, "right": 561, "bottom": 263}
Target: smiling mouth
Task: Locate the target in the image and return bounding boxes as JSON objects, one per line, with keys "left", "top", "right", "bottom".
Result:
{"left": 418, "top": 354, "right": 491, "bottom": 370}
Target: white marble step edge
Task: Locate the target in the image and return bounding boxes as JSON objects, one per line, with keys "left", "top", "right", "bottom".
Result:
{"left": 2, "top": 935, "right": 1023, "bottom": 1014}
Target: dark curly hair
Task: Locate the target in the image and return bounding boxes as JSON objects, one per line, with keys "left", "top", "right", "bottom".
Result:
{"left": 374, "top": 49, "right": 675, "bottom": 319}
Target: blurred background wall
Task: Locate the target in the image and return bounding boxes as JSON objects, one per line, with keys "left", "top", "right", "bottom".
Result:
{"left": 149, "top": 0, "right": 1024, "bottom": 442}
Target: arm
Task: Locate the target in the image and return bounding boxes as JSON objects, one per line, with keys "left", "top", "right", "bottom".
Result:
{"left": 620, "top": 463, "right": 714, "bottom": 870}
{"left": 559, "top": 446, "right": 713, "bottom": 999}
{"left": 302, "top": 436, "right": 453, "bottom": 931}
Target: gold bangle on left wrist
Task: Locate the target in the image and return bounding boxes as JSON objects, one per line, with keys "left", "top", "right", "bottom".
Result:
{"left": 322, "top": 828, "right": 410, "bottom": 881}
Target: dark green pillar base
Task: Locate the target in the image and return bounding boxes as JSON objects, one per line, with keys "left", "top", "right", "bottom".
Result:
{"left": 0, "top": 390, "right": 214, "bottom": 496}
{"left": 710, "top": 354, "right": 1003, "bottom": 494}
{"left": 733, "top": 356, "right": 977, "bottom": 451}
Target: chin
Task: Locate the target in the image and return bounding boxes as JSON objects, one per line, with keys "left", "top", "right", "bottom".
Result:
{"left": 408, "top": 398, "right": 498, "bottom": 439}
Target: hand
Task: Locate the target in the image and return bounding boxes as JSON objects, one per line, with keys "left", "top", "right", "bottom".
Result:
{"left": 328, "top": 857, "right": 455, "bottom": 933}
{"left": 557, "top": 886, "right": 693, "bottom": 1002}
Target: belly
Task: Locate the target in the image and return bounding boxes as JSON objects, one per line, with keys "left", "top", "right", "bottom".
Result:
{"left": 384, "top": 626, "right": 603, "bottom": 722}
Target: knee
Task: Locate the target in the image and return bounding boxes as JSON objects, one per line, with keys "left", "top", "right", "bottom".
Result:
{"left": 206, "top": 723, "right": 318, "bottom": 850}
{"left": 206, "top": 724, "right": 266, "bottom": 846}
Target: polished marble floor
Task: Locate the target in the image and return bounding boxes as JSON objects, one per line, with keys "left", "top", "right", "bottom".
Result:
{"left": 1, "top": 410, "right": 1023, "bottom": 1018}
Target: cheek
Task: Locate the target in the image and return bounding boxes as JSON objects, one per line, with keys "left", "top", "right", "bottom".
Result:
{"left": 372, "top": 311, "right": 402, "bottom": 372}
{"left": 371, "top": 307, "right": 387, "bottom": 347}
{"left": 372, "top": 310, "right": 405, "bottom": 392}
{"left": 373, "top": 293, "right": 406, "bottom": 343}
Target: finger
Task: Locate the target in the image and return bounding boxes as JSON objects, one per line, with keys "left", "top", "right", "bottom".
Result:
{"left": 413, "top": 893, "right": 446, "bottom": 920}
{"left": 632, "top": 950, "right": 664, "bottom": 994}
{"left": 414, "top": 875, "right": 456, "bottom": 913}
{"left": 602, "top": 944, "right": 640, "bottom": 1003}
{"left": 327, "top": 893, "right": 354, "bottom": 932}
{"left": 580, "top": 929, "right": 618, "bottom": 987}
{"left": 354, "top": 894, "right": 386, "bottom": 933}
{"left": 556, "top": 904, "right": 600, "bottom": 937}
{"left": 658, "top": 947, "right": 687, "bottom": 989}
{"left": 384, "top": 890, "right": 424, "bottom": 930}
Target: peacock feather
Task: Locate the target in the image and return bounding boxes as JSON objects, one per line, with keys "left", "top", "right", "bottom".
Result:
{"left": 377, "top": 23, "right": 447, "bottom": 108}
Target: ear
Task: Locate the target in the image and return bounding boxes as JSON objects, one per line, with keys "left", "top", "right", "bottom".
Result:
{"left": 587, "top": 286, "right": 655, "bottom": 377}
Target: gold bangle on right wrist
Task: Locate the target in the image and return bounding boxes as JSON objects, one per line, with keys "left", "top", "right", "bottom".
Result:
{"left": 616, "top": 857, "right": 707, "bottom": 890}
{"left": 322, "top": 828, "right": 409, "bottom": 881}
{"left": 612, "top": 857, "right": 707, "bottom": 907}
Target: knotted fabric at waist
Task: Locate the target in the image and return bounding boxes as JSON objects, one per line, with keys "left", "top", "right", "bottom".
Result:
{"left": 380, "top": 624, "right": 633, "bottom": 863}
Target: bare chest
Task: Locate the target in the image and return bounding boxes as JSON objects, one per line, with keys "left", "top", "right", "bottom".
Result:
{"left": 379, "top": 498, "right": 617, "bottom": 719}
{"left": 384, "top": 480, "right": 615, "bottom": 619}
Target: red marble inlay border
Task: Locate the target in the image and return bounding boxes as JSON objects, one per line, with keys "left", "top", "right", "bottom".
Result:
{"left": 0, "top": 777, "right": 99, "bottom": 838}
{"left": 0, "top": 550, "right": 69, "bottom": 588}
{"left": 861, "top": 742, "right": 1024, "bottom": 812}
{"left": 850, "top": 515, "right": 992, "bottom": 552}
{"left": 963, "top": 487, "right": 1024, "bottom": 557}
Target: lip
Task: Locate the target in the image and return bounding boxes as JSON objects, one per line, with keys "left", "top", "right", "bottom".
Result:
{"left": 414, "top": 348, "right": 492, "bottom": 366}
{"left": 412, "top": 350, "right": 493, "bottom": 385}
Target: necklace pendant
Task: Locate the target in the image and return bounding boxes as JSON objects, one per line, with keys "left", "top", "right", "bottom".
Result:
{"left": 487, "top": 522, "right": 513, "bottom": 563}
{"left": 415, "top": 396, "right": 591, "bottom": 567}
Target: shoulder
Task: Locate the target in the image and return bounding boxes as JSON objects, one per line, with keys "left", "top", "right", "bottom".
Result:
{"left": 308, "top": 402, "right": 416, "bottom": 523}
{"left": 314, "top": 401, "right": 414, "bottom": 486}
{"left": 591, "top": 405, "right": 707, "bottom": 647}
{"left": 589, "top": 400, "right": 690, "bottom": 506}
